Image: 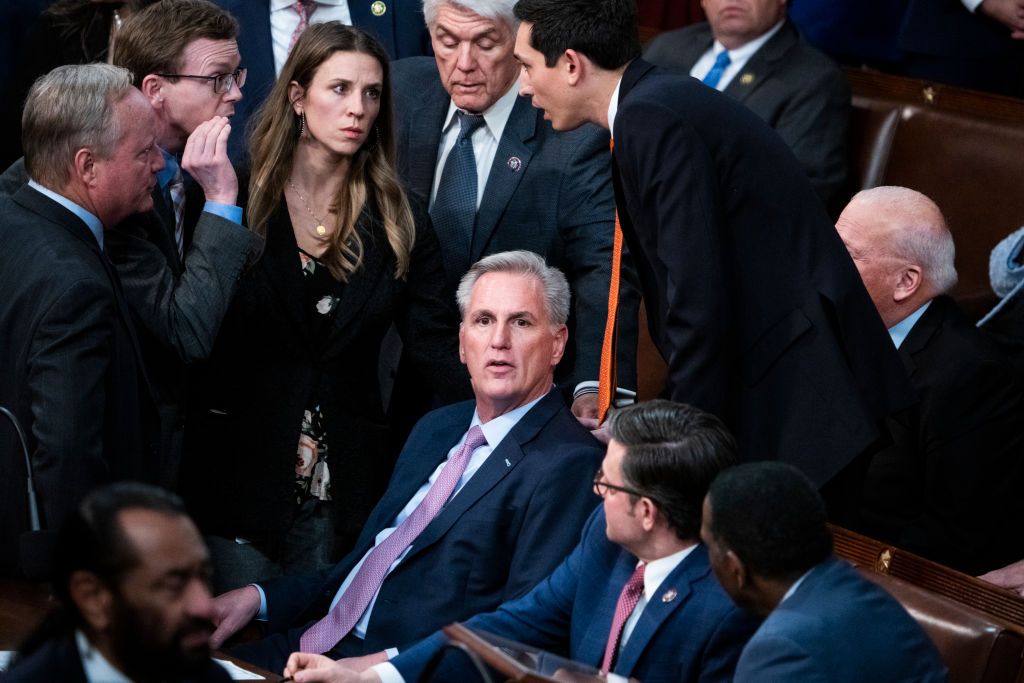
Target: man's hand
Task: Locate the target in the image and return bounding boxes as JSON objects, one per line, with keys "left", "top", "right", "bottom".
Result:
{"left": 283, "top": 653, "right": 382, "bottom": 682}
{"left": 334, "top": 651, "right": 389, "bottom": 672}
{"left": 978, "top": 0, "right": 1024, "bottom": 37}
{"left": 571, "top": 393, "right": 598, "bottom": 421}
{"left": 210, "top": 585, "right": 260, "bottom": 649}
{"left": 182, "top": 116, "right": 238, "bottom": 205}
{"left": 979, "top": 558, "right": 1024, "bottom": 596}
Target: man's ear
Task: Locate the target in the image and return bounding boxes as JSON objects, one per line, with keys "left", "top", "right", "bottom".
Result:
{"left": 73, "top": 148, "right": 97, "bottom": 186}
{"left": 893, "top": 263, "right": 924, "bottom": 303}
{"left": 563, "top": 49, "right": 585, "bottom": 86}
{"left": 69, "top": 570, "right": 114, "bottom": 632}
{"left": 140, "top": 74, "right": 164, "bottom": 109}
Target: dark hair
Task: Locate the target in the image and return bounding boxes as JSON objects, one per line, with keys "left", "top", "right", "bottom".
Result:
{"left": 607, "top": 400, "right": 737, "bottom": 540}
{"left": 513, "top": 0, "right": 640, "bottom": 69}
{"left": 111, "top": 0, "right": 239, "bottom": 87}
{"left": 707, "top": 462, "right": 833, "bottom": 580}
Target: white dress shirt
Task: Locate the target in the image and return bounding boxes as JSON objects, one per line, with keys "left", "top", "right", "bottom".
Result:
{"left": 429, "top": 81, "right": 520, "bottom": 210}
{"left": 76, "top": 631, "right": 131, "bottom": 683}
{"left": 618, "top": 545, "right": 697, "bottom": 650}
{"left": 962, "top": 0, "right": 984, "bottom": 11}
{"left": 689, "top": 20, "right": 785, "bottom": 91}
{"left": 270, "top": 0, "right": 353, "bottom": 75}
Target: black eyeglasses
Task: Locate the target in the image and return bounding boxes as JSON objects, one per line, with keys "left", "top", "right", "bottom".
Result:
{"left": 592, "top": 468, "right": 646, "bottom": 499}
{"left": 155, "top": 67, "right": 247, "bottom": 94}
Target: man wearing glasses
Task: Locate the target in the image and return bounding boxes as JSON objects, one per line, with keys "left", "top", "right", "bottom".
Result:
{"left": 284, "top": 400, "right": 759, "bottom": 683}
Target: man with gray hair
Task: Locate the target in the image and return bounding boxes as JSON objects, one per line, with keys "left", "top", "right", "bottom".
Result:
{"left": 386, "top": 0, "right": 628, "bottom": 428}
{"left": 0, "top": 64, "right": 163, "bottom": 577}
{"left": 836, "top": 185, "right": 1024, "bottom": 574}
{"left": 207, "top": 250, "right": 603, "bottom": 673}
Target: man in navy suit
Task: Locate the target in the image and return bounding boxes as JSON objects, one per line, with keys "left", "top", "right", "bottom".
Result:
{"left": 511, "top": 0, "right": 913, "bottom": 506}
{"left": 205, "top": 251, "right": 603, "bottom": 673}
{"left": 701, "top": 462, "right": 947, "bottom": 682}
{"left": 386, "top": 0, "right": 624, "bottom": 422}
{"left": 283, "top": 400, "right": 758, "bottom": 683}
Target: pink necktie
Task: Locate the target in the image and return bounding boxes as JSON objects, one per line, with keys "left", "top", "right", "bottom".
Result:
{"left": 600, "top": 562, "right": 646, "bottom": 673}
{"left": 289, "top": 1, "right": 315, "bottom": 53}
{"left": 299, "top": 425, "right": 489, "bottom": 654}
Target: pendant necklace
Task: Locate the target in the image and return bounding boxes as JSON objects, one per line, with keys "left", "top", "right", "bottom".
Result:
{"left": 287, "top": 178, "right": 329, "bottom": 236}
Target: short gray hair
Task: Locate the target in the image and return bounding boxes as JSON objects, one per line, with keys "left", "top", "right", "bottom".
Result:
{"left": 456, "top": 250, "right": 570, "bottom": 326}
{"left": 422, "top": 0, "right": 518, "bottom": 30}
{"left": 22, "top": 64, "right": 134, "bottom": 188}
{"left": 852, "top": 186, "right": 959, "bottom": 295}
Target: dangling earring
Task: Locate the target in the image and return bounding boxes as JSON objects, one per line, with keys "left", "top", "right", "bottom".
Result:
{"left": 298, "top": 111, "right": 306, "bottom": 138}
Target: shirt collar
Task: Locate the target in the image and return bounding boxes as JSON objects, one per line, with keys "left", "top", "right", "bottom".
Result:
{"left": 155, "top": 148, "right": 178, "bottom": 190}
{"left": 710, "top": 19, "right": 784, "bottom": 65}
{"left": 75, "top": 630, "right": 132, "bottom": 683}
{"left": 607, "top": 74, "right": 624, "bottom": 140}
{"left": 271, "top": 0, "right": 346, "bottom": 9}
{"left": 442, "top": 80, "right": 521, "bottom": 144}
{"left": 470, "top": 389, "right": 548, "bottom": 450}
{"left": 638, "top": 543, "right": 698, "bottom": 602}
{"left": 27, "top": 179, "right": 104, "bottom": 249}
{"left": 779, "top": 567, "right": 813, "bottom": 605}
{"left": 888, "top": 301, "right": 931, "bottom": 349}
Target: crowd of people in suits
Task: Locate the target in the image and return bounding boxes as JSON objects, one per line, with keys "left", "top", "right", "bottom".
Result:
{"left": 1, "top": 0, "right": 1023, "bottom": 681}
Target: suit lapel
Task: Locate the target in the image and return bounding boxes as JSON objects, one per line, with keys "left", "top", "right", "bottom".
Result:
{"left": 403, "top": 81, "right": 449, "bottom": 201}
{"left": 615, "top": 545, "right": 709, "bottom": 676}
{"left": 260, "top": 204, "right": 311, "bottom": 337}
{"left": 723, "top": 21, "right": 798, "bottom": 104}
{"left": 577, "top": 550, "right": 641, "bottom": 666}
{"left": 618, "top": 58, "right": 657, "bottom": 107}
{"left": 470, "top": 96, "right": 537, "bottom": 262}
{"left": 148, "top": 185, "right": 184, "bottom": 274}
{"left": 896, "top": 297, "right": 946, "bottom": 380}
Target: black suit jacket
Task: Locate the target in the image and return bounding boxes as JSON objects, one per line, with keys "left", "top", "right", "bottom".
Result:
{"left": 858, "top": 296, "right": 1024, "bottom": 574}
{"left": 390, "top": 57, "right": 622, "bottom": 391}
{"left": 612, "top": 59, "right": 913, "bottom": 487}
{"left": 0, "top": 186, "right": 158, "bottom": 576}
{"left": 3, "top": 633, "right": 231, "bottom": 682}
{"left": 182, "top": 197, "right": 465, "bottom": 554}
{"left": 644, "top": 20, "right": 850, "bottom": 209}
{"left": 240, "top": 392, "right": 602, "bottom": 672}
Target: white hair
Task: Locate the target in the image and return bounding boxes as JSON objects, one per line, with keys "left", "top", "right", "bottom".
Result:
{"left": 456, "top": 250, "right": 570, "bottom": 326}
{"left": 422, "top": 0, "right": 518, "bottom": 29}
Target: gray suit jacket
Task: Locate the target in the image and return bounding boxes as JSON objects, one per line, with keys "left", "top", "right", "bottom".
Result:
{"left": 390, "top": 57, "right": 623, "bottom": 390}
{"left": 645, "top": 20, "right": 849, "bottom": 209}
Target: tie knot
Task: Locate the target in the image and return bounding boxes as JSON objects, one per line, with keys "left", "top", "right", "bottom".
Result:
{"left": 169, "top": 163, "right": 184, "bottom": 188}
{"left": 294, "top": 0, "right": 315, "bottom": 19}
{"left": 713, "top": 50, "right": 731, "bottom": 69}
{"left": 456, "top": 111, "right": 485, "bottom": 142}
{"left": 463, "top": 425, "right": 487, "bottom": 452}
{"left": 628, "top": 562, "right": 646, "bottom": 588}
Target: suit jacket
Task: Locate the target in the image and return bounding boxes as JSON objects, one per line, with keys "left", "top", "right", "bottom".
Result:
{"left": 857, "top": 296, "right": 1024, "bottom": 575}
{"left": 2, "top": 633, "right": 231, "bottom": 682}
{"left": 393, "top": 507, "right": 758, "bottom": 683}
{"left": 644, "top": 20, "right": 849, "bottom": 210}
{"left": 734, "top": 557, "right": 947, "bottom": 682}
{"left": 389, "top": 57, "right": 622, "bottom": 391}
{"left": 182, "top": 197, "right": 466, "bottom": 554}
{"left": 0, "top": 186, "right": 158, "bottom": 576}
{"left": 212, "top": 0, "right": 431, "bottom": 161}
{"left": 247, "top": 392, "right": 603, "bottom": 670}
{"left": 0, "top": 157, "right": 262, "bottom": 491}
{"left": 611, "top": 59, "right": 913, "bottom": 487}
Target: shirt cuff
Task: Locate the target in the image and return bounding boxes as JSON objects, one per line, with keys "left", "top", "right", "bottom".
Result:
{"left": 371, "top": 662, "right": 405, "bottom": 683}
{"left": 573, "top": 381, "right": 637, "bottom": 407}
{"left": 203, "top": 201, "right": 243, "bottom": 225}
{"left": 962, "top": 0, "right": 984, "bottom": 11}
{"left": 384, "top": 647, "right": 399, "bottom": 659}
{"left": 252, "top": 584, "right": 268, "bottom": 621}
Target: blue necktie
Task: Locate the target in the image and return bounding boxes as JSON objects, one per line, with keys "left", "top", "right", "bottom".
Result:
{"left": 702, "top": 50, "right": 731, "bottom": 89}
{"left": 431, "top": 111, "right": 486, "bottom": 266}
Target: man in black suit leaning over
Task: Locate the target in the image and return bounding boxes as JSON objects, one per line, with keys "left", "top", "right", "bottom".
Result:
{"left": 0, "top": 65, "right": 162, "bottom": 576}
{"left": 206, "top": 251, "right": 603, "bottom": 673}
{"left": 512, "top": 0, "right": 912, "bottom": 498}
{"left": 644, "top": 0, "right": 849, "bottom": 209}
{"left": 836, "top": 186, "right": 1024, "bottom": 574}
{"left": 387, "top": 0, "right": 626, "bottom": 423}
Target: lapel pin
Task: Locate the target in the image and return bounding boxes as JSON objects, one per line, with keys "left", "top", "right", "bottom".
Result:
{"left": 371, "top": 0, "right": 386, "bottom": 16}
{"left": 661, "top": 588, "right": 678, "bottom": 603}
{"left": 507, "top": 156, "right": 522, "bottom": 172}
{"left": 504, "top": 457, "right": 512, "bottom": 468}
{"left": 740, "top": 73, "right": 754, "bottom": 85}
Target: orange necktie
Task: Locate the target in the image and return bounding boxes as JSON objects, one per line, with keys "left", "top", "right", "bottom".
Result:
{"left": 597, "top": 139, "right": 623, "bottom": 423}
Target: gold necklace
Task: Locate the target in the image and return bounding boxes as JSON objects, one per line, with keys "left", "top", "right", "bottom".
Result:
{"left": 287, "top": 178, "right": 329, "bottom": 237}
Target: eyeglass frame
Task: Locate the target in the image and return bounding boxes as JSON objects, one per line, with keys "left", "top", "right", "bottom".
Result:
{"left": 592, "top": 468, "right": 647, "bottom": 499}
{"left": 154, "top": 67, "right": 247, "bottom": 94}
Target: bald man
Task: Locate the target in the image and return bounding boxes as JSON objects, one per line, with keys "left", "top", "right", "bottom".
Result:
{"left": 836, "top": 186, "right": 1024, "bottom": 574}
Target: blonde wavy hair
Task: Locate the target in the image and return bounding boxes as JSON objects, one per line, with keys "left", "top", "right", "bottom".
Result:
{"left": 247, "top": 22, "right": 414, "bottom": 280}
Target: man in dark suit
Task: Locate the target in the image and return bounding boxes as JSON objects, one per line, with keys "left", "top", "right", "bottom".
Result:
{"left": 0, "top": 64, "right": 164, "bottom": 577}
{"left": 205, "top": 251, "right": 604, "bottom": 673}
{"left": 836, "top": 186, "right": 1024, "bottom": 574}
{"left": 702, "top": 462, "right": 947, "bottom": 681}
{"left": 644, "top": 0, "right": 849, "bottom": 208}
{"left": 511, "top": 0, "right": 912, "bottom": 496}
{"left": 4, "top": 483, "right": 231, "bottom": 682}
{"left": 282, "top": 400, "right": 757, "bottom": 683}
{"left": 212, "top": 0, "right": 431, "bottom": 161}
{"left": 387, "top": 0, "right": 622, "bottom": 420}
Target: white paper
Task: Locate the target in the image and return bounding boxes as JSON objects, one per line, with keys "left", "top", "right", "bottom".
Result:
{"left": 213, "top": 656, "right": 265, "bottom": 680}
